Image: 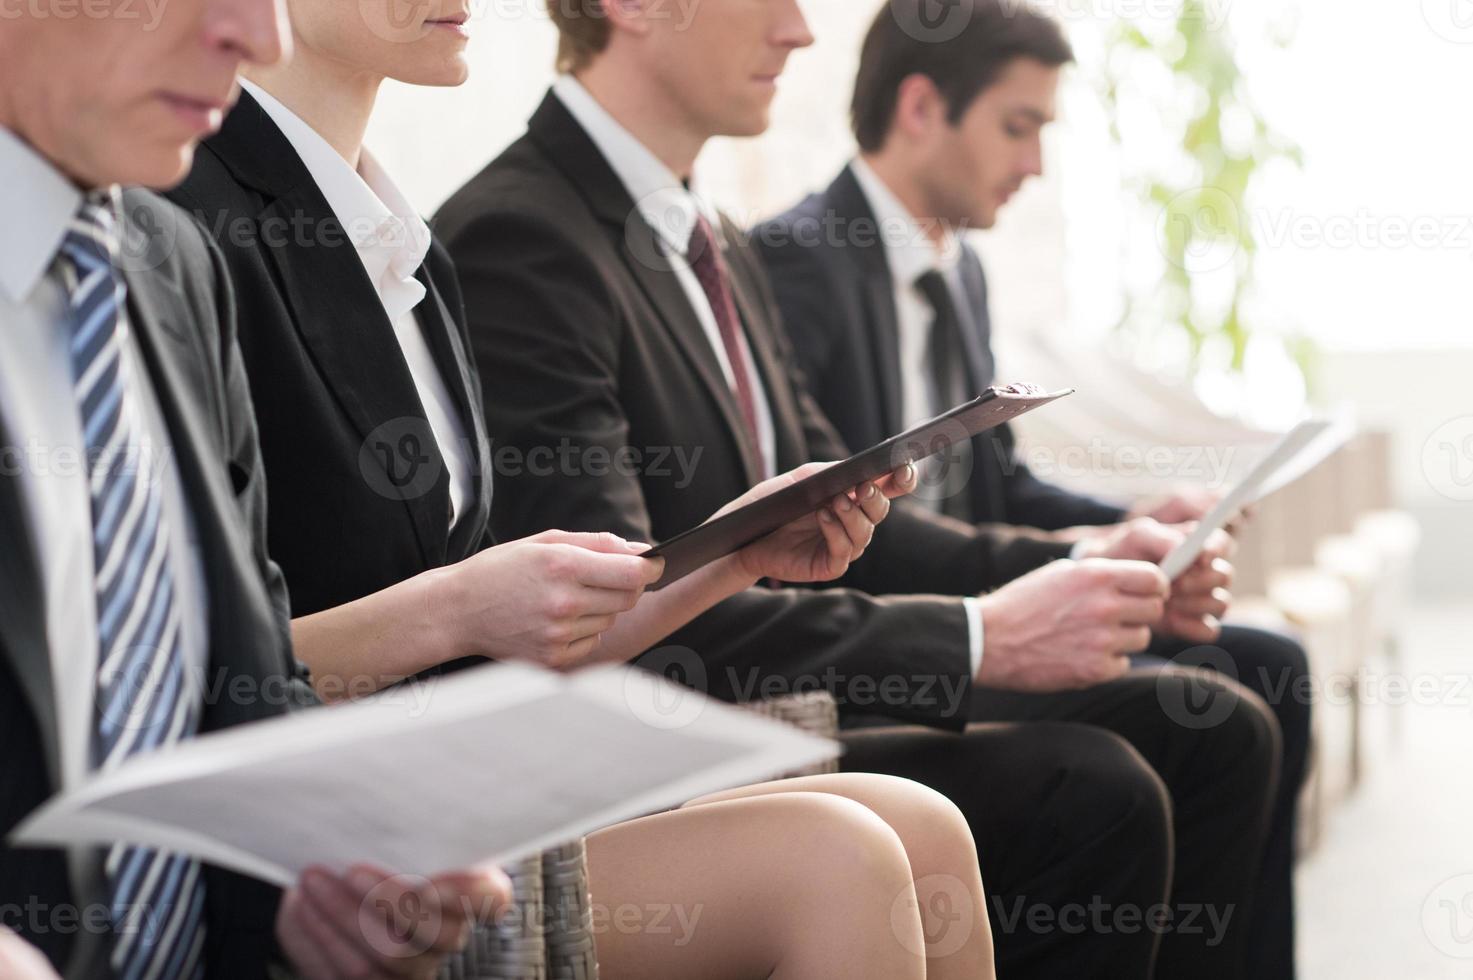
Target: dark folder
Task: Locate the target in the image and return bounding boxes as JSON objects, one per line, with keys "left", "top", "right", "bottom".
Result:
{"left": 645, "top": 385, "right": 1075, "bottom": 589}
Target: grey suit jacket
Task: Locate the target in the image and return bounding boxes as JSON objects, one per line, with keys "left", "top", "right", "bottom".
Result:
{"left": 0, "top": 189, "right": 314, "bottom": 978}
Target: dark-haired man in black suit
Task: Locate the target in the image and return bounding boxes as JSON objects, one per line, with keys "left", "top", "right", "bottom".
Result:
{"left": 756, "top": 2, "right": 1310, "bottom": 977}
{"left": 436, "top": 1, "right": 1283, "bottom": 977}
{"left": 0, "top": 4, "right": 507, "bottom": 977}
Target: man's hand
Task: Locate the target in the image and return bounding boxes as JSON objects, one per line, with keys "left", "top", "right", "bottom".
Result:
{"left": 0, "top": 928, "right": 60, "bottom": 980}
{"left": 438, "top": 530, "right": 666, "bottom": 670}
{"left": 1073, "top": 518, "right": 1234, "bottom": 643}
{"left": 1071, "top": 517, "right": 1180, "bottom": 563}
{"left": 724, "top": 462, "right": 917, "bottom": 585}
{"left": 975, "top": 559, "right": 1170, "bottom": 691}
{"left": 276, "top": 864, "right": 512, "bottom": 980}
{"left": 1129, "top": 486, "right": 1221, "bottom": 525}
{"left": 1161, "top": 530, "right": 1235, "bottom": 643}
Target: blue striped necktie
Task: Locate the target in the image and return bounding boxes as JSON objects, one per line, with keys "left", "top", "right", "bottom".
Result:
{"left": 57, "top": 192, "right": 208, "bottom": 980}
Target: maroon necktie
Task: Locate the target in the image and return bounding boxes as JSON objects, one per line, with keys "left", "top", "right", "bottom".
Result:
{"left": 685, "top": 214, "right": 763, "bottom": 457}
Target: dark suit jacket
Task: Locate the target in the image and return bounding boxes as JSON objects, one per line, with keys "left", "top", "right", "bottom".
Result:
{"left": 756, "top": 164, "right": 1128, "bottom": 532}
{"left": 0, "top": 189, "right": 313, "bottom": 978}
{"left": 434, "top": 93, "right": 1071, "bottom": 729}
{"left": 167, "top": 91, "right": 495, "bottom": 627}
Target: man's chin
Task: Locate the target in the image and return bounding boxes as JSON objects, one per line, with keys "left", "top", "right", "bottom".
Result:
{"left": 716, "top": 105, "right": 775, "bottom": 140}
{"left": 114, "top": 142, "right": 198, "bottom": 192}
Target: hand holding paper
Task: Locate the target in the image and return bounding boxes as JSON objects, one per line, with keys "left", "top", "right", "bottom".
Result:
{"left": 1075, "top": 518, "right": 1233, "bottom": 642}
{"left": 1157, "top": 419, "right": 1352, "bottom": 580}
{"left": 275, "top": 863, "right": 512, "bottom": 979}
{"left": 11, "top": 663, "right": 838, "bottom": 888}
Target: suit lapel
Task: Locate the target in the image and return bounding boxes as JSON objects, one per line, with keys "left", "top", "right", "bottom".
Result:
{"left": 120, "top": 258, "right": 292, "bottom": 733}
{"left": 863, "top": 269, "right": 905, "bottom": 433}
{"left": 209, "top": 93, "right": 455, "bottom": 568}
{"left": 255, "top": 189, "right": 452, "bottom": 566}
{"left": 830, "top": 168, "right": 904, "bottom": 433}
{"left": 415, "top": 265, "right": 492, "bottom": 558}
{"left": 0, "top": 414, "right": 60, "bottom": 787}
{"left": 526, "top": 95, "right": 765, "bottom": 489}
{"left": 620, "top": 220, "right": 765, "bottom": 487}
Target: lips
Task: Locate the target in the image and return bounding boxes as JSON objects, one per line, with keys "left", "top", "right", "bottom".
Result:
{"left": 158, "top": 91, "right": 233, "bottom": 134}
{"left": 426, "top": 12, "right": 470, "bottom": 33}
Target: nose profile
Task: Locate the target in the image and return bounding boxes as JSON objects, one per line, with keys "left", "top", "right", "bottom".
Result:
{"left": 206, "top": 0, "right": 291, "bottom": 70}
{"left": 775, "top": 0, "right": 816, "bottom": 51}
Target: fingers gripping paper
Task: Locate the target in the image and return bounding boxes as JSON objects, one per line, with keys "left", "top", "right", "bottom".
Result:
{"left": 1158, "top": 418, "right": 1355, "bottom": 580}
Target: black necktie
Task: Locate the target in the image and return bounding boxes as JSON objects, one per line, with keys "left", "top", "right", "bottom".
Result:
{"left": 914, "top": 269, "right": 975, "bottom": 520}
{"left": 915, "top": 270, "right": 973, "bottom": 410}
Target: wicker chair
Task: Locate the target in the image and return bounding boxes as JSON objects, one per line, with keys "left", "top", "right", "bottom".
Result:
{"left": 442, "top": 690, "right": 842, "bottom": 980}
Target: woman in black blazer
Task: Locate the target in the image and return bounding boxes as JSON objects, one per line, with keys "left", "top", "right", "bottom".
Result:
{"left": 167, "top": 8, "right": 999, "bottom": 980}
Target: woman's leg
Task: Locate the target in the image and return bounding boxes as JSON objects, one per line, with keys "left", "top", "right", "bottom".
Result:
{"left": 586, "top": 791, "right": 926, "bottom": 980}
{"left": 686, "top": 774, "right": 996, "bottom": 980}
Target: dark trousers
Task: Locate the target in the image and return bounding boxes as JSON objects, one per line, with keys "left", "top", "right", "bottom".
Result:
{"left": 1141, "top": 625, "right": 1312, "bottom": 980}
{"left": 841, "top": 721, "right": 1173, "bottom": 980}
{"left": 965, "top": 627, "right": 1292, "bottom": 980}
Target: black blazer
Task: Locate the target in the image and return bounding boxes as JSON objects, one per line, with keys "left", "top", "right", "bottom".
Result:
{"left": 167, "top": 92, "right": 495, "bottom": 625}
{"left": 0, "top": 190, "right": 312, "bottom": 978}
{"left": 434, "top": 93, "right": 1071, "bottom": 729}
{"left": 757, "top": 165, "right": 1128, "bottom": 532}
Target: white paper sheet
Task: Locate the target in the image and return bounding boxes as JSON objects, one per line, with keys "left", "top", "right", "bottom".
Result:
{"left": 1158, "top": 418, "right": 1352, "bottom": 580}
{"left": 10, "top": 663, "right": 839, "bottom": 887}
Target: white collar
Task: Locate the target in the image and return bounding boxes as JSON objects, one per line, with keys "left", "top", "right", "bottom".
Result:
{"left": 552, "top": 74, "right": 714, "bottom": 257}
{"left": 850, "top": 156, "right": 962, "bottom": 289}
{"left": 0, "top": 126, "right": 86, "bottom": 303}
{"left": 240, "top": 79, "right": 431, "bottom": 323}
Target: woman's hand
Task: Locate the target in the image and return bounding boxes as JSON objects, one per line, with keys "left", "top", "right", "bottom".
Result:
{"left": 437, "top": 530, "right": 665, "bottom": 669}
{"left": 723, "top": 462, "right": 917, "bottom": 585}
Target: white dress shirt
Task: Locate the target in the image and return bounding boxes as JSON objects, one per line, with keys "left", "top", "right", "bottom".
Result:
{"left": 849, "top": 159, "right": 988, "bottom": 676}
{"left": 241, "top": 79, "right": 475, "bottom": 530}
{"left": 849, "top": 158, "right": 971, "bottom": 430}
{"left": 0, "top": 126, "right": 209, "bottom": 798}
{"left": 552, "top": 75, "right": 778, "bottom": 480}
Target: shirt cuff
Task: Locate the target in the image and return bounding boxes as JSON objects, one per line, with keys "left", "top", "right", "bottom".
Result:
{"left": 962, "top": 596, "right": 985, "bottom": 678}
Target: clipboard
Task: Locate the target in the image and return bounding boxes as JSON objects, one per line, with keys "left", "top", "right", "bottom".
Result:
{"left": 645, "top": 385, "right": 1075, "bottom": 589}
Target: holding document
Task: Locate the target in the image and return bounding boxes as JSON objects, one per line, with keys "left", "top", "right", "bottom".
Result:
{"left": 150, "top": 5, "right": 1005, "bottom": 979}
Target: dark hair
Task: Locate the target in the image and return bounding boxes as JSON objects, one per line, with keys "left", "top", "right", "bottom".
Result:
{"left": 546, "top": 0, "right": 612, "bottom": 74}
{"left": 851, "top": 0, "right": 1074, "bottom": 153}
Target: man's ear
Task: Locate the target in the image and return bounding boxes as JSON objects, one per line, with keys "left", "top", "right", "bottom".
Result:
{"left": 602, "top": 0, "right": 654, "bottom": 39}
{"left": 892, "top": 73, "right": 950, "bottom": 144}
